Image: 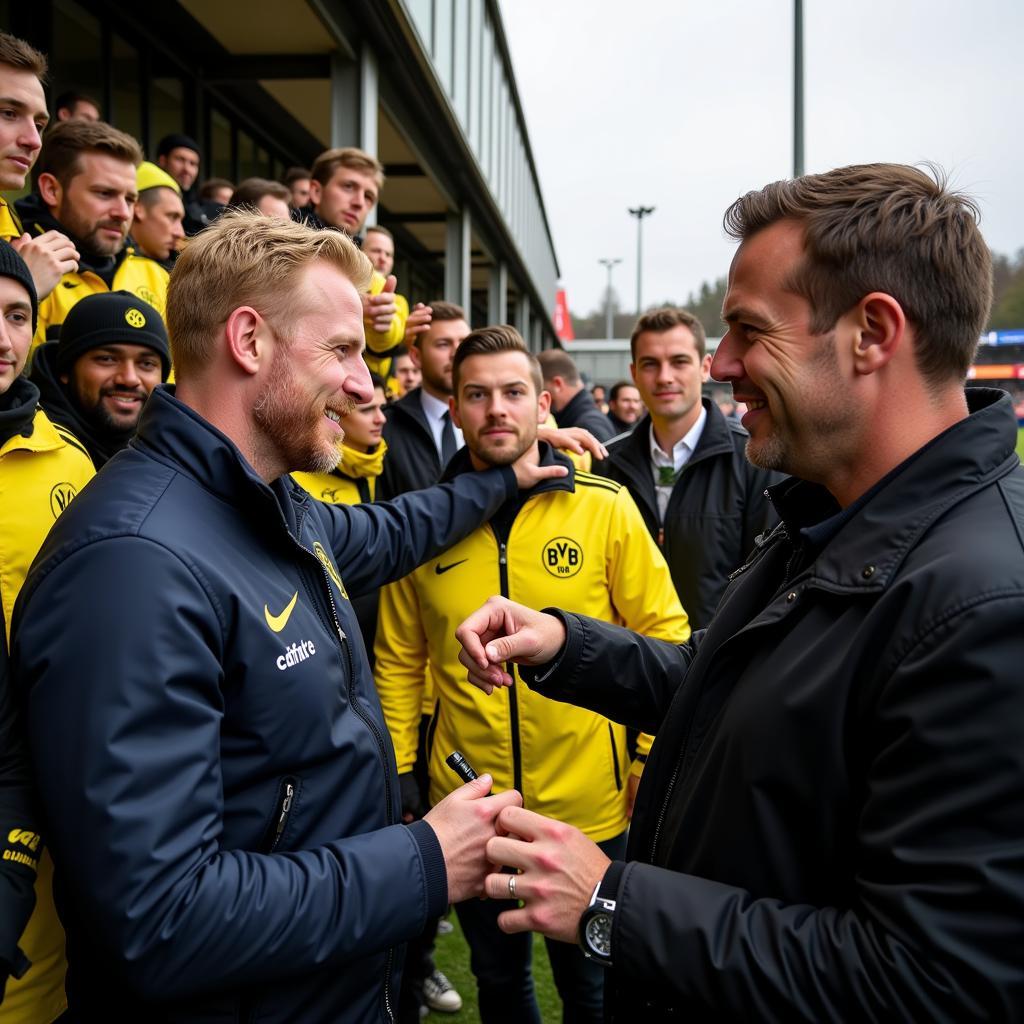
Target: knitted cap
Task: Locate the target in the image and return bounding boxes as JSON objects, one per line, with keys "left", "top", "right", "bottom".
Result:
{"left": 0, "top": 241, "right": 38, "bottom": 333}
{"left": 137, "top": 161, "right": 181, "bottom": 196}
{"left": 57, "top": 292, "right": 171, "bottom": 379}
{"left": 156, "top": 133, "right": 201, "bottom": 159}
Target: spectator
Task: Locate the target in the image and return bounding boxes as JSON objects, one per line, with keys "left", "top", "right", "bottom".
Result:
{"left": 197, "top": 177, "right": 233, "bottom": 207}
{"left": 301, "top": 147, "right": 412, "bottom": 377}
{"left": 537, "top": 348, "right": 616, "bottom": 442}
{"left": 376, "top": 326, "right": 688, "bottom": 1024}
{"left": 155, "top": 132, "right": 206, "bottom": 235}
{"left": 456, "top": 163, "right": 1024, "bottom": 1022}
{"left": 283, "top": 165, "right": 311, "bottom": 210}
{"left": 53, "top": 90, "right": 99, "bottom": 123}
{"left": 10, "top": 211, "right": 568, "bottom": 1022}
{"left": 597, "top": 308, "right": 779, "bottom": 629}
{"left": 0, "top": 243, "right": 92, "bottom": 1024}
{"left": 229, "top": 177, "right": 291, "bottom": 219}
{"left": 391, "top": 344, "right": 421, "bottom": 397}
{"left": 130, "top": 161, "right": 184, "bottom": 268}
{"left": 591, "top": 383, "right": 608, "bottom": 414}
{"left": 30, "top": 291, "right": 170, "bottom": 468}
{"left": 16, "top": 120, "right": 168, "bottom": 352}
{"left": 363, "top": 223, "right": 395, "bottom": 276}
{"left": 605, "top": 380, "right": 643, "bottom": 435}
{"left": 0, "top": 32, "right": 79, "bottom": 300}
{"left": 379, "top": 300, "right": 470, "bottom": 497}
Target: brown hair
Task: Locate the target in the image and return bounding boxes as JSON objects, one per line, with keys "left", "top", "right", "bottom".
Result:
{"left": 0, "top": 31, "right": 47, "bottom": 80}
{"left": 452, "top": 325, "right": 543, "bottom": 395}
{"left": 198, "top": 177, "right": 234, "bottom": 202}
{"left": 723, "top": 163, "right": 992, "bottom": 386}
{"left": 34, "top": 120, "right": 142, "bottom": 187}
{"left": 630, "top": 307, "right": 707, "bottom": 361}
{"left": 536, "top": 347, "right": 580, "bottom": 387}
{"left": 283, "top": 166, "right": 311, "bottom": 186}
{"left": 426, "top": 300, "right": 465, "bottom": 323}
{"left": 229, "top": 177, "right": 291, "bottom": 208}
{"left": 364, "top": 224, "right": 393, "bottom": 241}
{"left": 167, "top": 209, "right": 373, "bottom": 379}
{"left": 310, "top": 147, "right": 384, "bottom": 190}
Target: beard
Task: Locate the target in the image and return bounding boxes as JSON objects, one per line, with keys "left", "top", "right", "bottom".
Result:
{"left": 82, "top": 386, "right": 147, "bottom": 435}
{"left": 469, "top": 422, "right": 536, "bottom": 468}
{"left": 58, "top": 204, "right": 128, "bottom": 258}
{"left": 253, "top": 354, "right": 353, "bottom": 475}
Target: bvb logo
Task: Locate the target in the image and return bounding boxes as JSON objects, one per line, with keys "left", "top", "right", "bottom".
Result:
{"left": 49, "top": 482, "right": 78, "bottom": 518}
{"left": 125, "top": 307, "right": 146, "bottom": 328}
{"left": 313, "top": 541, "right": 348, "bottom": 598}
{"left": 542, "top": 536, "right": 583, "bottom": 578}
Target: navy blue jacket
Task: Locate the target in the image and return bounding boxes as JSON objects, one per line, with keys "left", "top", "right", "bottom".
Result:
{"left": 12, "top": 386, "right": 519, "bottom": 1023}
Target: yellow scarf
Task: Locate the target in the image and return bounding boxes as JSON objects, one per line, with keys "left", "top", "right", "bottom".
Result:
{"left": 338, "top": 438, "right": 386, "bottom": 498}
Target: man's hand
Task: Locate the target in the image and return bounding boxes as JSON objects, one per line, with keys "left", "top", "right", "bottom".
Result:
{"left": 11, "top": 231, "right": 79, "bottom": 301}
{"left": 509, "top": 445, "right": 569, "bottom": 491}
{"left": 424, "top": 774, "right": 522, "bottom": 904}
{"left": 362, "top": 274, "right": 398, "bottom": 334}
{"left": 402, "top": 302, "right": 432, "bottom": 344}
{"left": 537, "top": 425, "right": 608, "bottom": 462}
{"left": 483, "top": 806, "right": 611, "bottom": 942}
{"left": 455, "top": 596, "right": 566, "bottom": 693}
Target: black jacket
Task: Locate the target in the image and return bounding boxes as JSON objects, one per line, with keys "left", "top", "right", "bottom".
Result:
{"left": 12, "top": 386, "right": 519, "bottom": 1022}
{"left": 596, "top": 400, "right": 780, "bottom": 629}
{"left": 528, "top": 389, "right": 1024, "bottom": 1021}
{"left": 29, "top": 340, "right": 134, "bottom": 468}
{"left": 554, "top": 388, "right": 616, "bottom": 442}
{"left": 605, "top": 411, "right": 635, "bottom": 436}
{"left": 379, "top": 387, "right": 443, "bottom": 498}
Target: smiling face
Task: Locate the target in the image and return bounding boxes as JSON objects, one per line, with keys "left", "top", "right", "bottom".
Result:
{"left": 631, "top": 325, "right": 711, "bottom": 432}
{"left": 452, "top": 350, "right": 549, "bottom": 469}
{"left": 0, "top": 276, "right": 34, "bottom": 395}
{"left": 64, "top": 343, "right": 163, "bottom": 432}
{"left": 309, "top": 165, "right": 379, "bottom": 236}
{"left": 714, "top": 218, "right": 852, "bottom": 481}
{"left": 41, "top": 151, "right": 138, "bottom": 256}
{"left": 252, "top": 261, "right": 373, "bottom": 476}
{"left": 0, "top": 66, "right": 47, "bottom": 190}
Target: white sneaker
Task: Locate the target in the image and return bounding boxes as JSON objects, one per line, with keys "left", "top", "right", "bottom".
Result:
{"left": 436, "top": 918, "right": 454, "bottom": 936}
{"left": 423, "top": 969, "right": 463, "bottom": 1013}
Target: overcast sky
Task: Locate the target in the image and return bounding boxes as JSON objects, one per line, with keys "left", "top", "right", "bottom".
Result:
{"left": 500, "top": 0, "right": 1024, "bottom": 321}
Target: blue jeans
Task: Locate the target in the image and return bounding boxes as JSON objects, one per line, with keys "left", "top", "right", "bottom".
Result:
{"left": 455, "top": 831, "right": 627, "bottom": 1024}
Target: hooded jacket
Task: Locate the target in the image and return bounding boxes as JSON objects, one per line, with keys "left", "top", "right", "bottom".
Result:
{"left": 12, "top": 386, "right": 521, "bottom": 1023}
{"left": 29, "top": 339, "right": 139, "bottom": 468}
{"left": 526, "top": 389, "right": 1024, "bottom": 1021}
{"left": 596, "top": 400, "right": 781, "bottom": 629}
{"left": 15, "top": 194, "right": 169, "bottom": 352}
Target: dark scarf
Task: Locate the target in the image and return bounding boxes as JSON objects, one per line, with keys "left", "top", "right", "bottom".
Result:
{"left": 0, "top": 376, "right": 38, "bottom": 448}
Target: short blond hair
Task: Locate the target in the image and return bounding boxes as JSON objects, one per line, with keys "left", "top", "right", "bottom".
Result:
{"left": 167, "top": 210, "right": 373, "bottom": 378}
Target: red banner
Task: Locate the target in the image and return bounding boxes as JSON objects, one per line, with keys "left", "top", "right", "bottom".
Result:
{"left": 553, "top": 287, "right": 574, "bottom": 342}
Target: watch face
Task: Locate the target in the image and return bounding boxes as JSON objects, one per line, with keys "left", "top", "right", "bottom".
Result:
{"left": 585, "top": 912, "right": 613, "bottom": 957}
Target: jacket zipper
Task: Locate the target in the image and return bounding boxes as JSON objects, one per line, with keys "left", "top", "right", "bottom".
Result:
{"left": 262, "top": 778, "right": 297, "bottom": 853}
{"left": 607, "top": 724, "right": 623, "bottom": 791}
{"left": 497, "top": 539, "right": 524, "bottom": 797}
{"left": 298, "top": 541, "right": 396, "bottom": 1023}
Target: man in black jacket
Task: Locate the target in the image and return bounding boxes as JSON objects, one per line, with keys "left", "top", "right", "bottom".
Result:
{"left": 455, "top": 164, "right": 1024, "bottom": 1021}
{"left": 537, "top": 348, "right": 616, "bottom": 443}
{"left": 597, "top": 308, "right": 779, "bottom": 629}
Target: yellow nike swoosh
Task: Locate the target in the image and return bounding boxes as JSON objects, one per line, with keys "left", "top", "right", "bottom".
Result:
{"left": 264, "top": 591, "right": 299, "bottom": 633}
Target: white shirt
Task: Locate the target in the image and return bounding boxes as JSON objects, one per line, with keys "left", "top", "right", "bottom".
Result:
{"left": 420, "top": 388, "right": 464, "bottom": 458}
{"left": 650, "top": 405, "right": 707, "bottom": 522}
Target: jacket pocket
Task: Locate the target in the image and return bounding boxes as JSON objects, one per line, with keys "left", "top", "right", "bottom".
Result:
{"left": 259, "top": 776, "right": 300, "bottom": 854}
{"left": 608, "top": 724, "right": 623, "bottom": 792}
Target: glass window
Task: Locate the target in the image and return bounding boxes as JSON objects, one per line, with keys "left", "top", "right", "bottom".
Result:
{"left": 110, "top": 35, "right": 141, "bottom": 142}
{"left": 209, "top": 109, "right": 233, "bottom": 184}
{"left": 236, "top": 130, "right": 257, "bottom": 181}
{"left": 150, "top": 78, "right": 184, "bottom": 156}
{"left": 51, "top": 0, "right": 103, "bottom": 118}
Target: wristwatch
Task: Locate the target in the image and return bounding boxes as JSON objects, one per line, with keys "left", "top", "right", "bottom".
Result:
{"left": 578, "top": 862, "right": 623, "bottom": 967}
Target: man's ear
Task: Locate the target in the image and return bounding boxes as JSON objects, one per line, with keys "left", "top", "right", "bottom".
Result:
{"left": 536, "top": 388, "right": 552, "bottom": 424}
{"left": 37, "top": 172, "right": 62, "bottom": 210}
{"left": 408, "top": 342, "right": 423, "bottom": 370}
{"left": 308, "top": 179, "right": 322, "bottom": 207}
{"left": 700, "top": 353, "right": 713, "bottom": 383}
{"left": 849, "top": 292, "right": 906, "bottom": 376}
{"left": 224, "top": 307, "right": 269, "bottom": 376}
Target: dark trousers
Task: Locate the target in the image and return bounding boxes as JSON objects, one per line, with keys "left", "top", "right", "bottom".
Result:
{"left": 455, "top": 830, "right": 627, "bottom": 1024}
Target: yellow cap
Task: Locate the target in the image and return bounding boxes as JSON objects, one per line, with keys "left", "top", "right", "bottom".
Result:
{"left": 136, "top": 161, "right": 181, "bottom": 195}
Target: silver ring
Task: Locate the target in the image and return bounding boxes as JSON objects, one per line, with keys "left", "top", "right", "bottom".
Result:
{"left": 508, "top": 874, "right": 517, "bottom": 899}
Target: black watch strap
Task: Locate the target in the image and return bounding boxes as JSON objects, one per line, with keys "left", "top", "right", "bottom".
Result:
{"left": 598, "top": 859, "right": 626, "bottom": 904}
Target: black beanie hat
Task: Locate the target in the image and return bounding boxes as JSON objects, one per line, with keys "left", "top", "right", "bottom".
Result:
{"left": 57, "top": 292, "right": 171, "bottom": 379}
{"left": 156, "top": 133, "right": 201, "bottom": 159}
{"left": 0, "top": 241, "right": 38, "bottom": 333}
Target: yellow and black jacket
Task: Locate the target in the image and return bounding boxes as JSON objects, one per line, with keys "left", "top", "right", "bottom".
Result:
{"left": 0, "top": 380, "right": 93, "bottom": 1024}
{"left": 0, "top": 198, "right": 22, "bottom": 243}
{"left": 291, "top": 440, "right": 386, "bottom": 506}
{"left": 375, "top": 445, "right": 689, "bottom": 842}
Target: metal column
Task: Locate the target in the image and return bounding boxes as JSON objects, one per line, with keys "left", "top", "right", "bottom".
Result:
{"left": 488, "top": 261, "right": 508, "bottom": 325}
{"left": 445, "top": 209, "right": 472, "bottom": 313}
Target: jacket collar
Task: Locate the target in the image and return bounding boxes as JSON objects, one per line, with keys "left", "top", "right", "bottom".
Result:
{"left": 387, "top": 386, "right": 434, "bottom": 437}
{"left": 131, "top": 385, "right": 304, "bottom": 538}
{"left": 0, "top": 375, "right": 39, "bottom": 447}
{"left": 771, "top": 388, "right": 1018, "bottom": 592}
{"left": 16, "top": 193, "right": 128, "bottom": 277}
{"left": 555, "top": 387, "right": 599, "bottom": 427}
{"left": 440, "top": 440, "right": 575, "bottom": 497}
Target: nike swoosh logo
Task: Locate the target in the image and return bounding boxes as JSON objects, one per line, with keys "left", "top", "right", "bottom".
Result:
{"left": 62, "top": 281, "right": 80, "bottom": 289}
{"left": 435, "top": 559, "right": 467, "bottom": 575}
{"left": 264, "top": 591, "right": 299, "bottom": 632}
